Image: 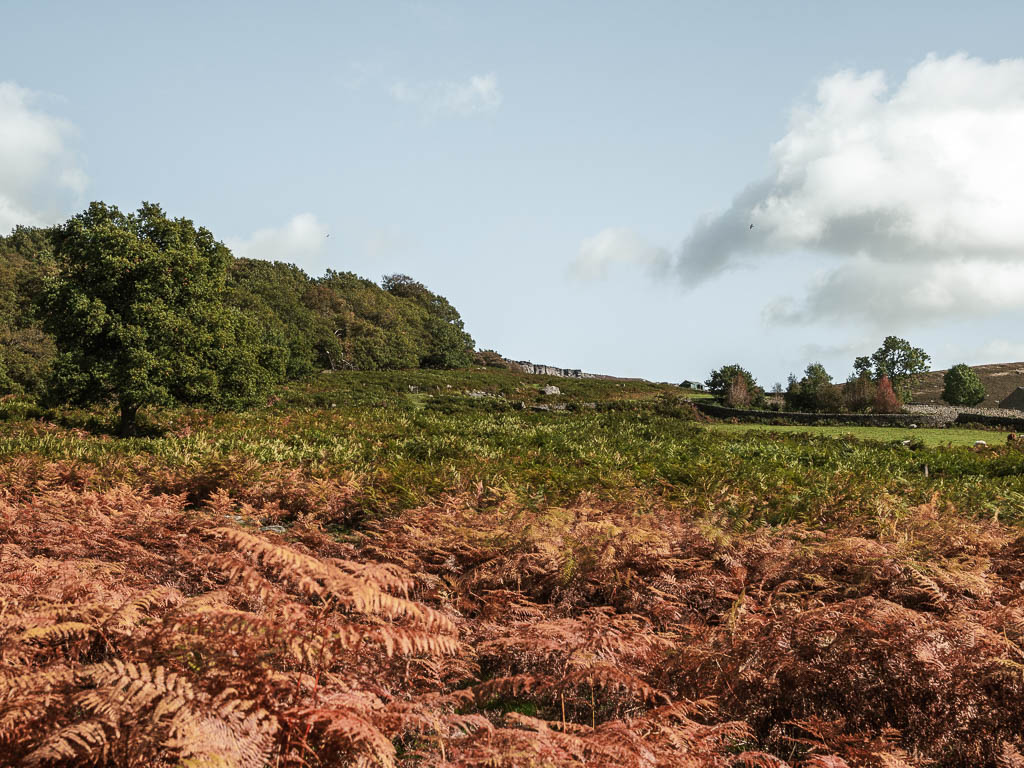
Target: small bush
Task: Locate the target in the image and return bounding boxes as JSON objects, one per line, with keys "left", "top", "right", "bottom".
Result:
{"left": 474, "top": 349, "right": 512, "bottom": 368}
{"left": 726, "top": 374, "right": 751, "bottom": 408}
{"left": 844, "top": 372, "right": 876, "bottom": 412}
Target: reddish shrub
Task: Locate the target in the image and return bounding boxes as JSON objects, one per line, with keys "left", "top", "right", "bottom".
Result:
{"left": 727, "top": 374, "right": 751, "bottom": 408}
{"left": 873, "top": 374, "right": 901, "bottom": 413}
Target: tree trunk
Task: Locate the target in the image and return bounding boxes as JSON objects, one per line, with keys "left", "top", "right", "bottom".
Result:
{"left": 118, "top": 400, "right": 139, "bottom": 437}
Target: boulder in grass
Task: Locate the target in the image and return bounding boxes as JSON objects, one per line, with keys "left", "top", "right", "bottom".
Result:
{"left": 542, "top": 385, "right": 561, "bottom": 396}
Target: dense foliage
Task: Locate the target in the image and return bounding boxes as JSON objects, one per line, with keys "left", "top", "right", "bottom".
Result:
{"left": 44, "top": 202, "right": 279, "bottom": 434}
{"left": 866, "top": 336, "right": 931, "bottom": 402}
{"left": 943, "top": 362, "right": 987, "bottom": 406}
{"left": 4, "top": 369, "right": 1024, "bottom": 766}
{"left": 0, "top": 204, "right": 477, "bottom": 417}
{"left": 0, "top": 226, "right": 56, "bottom": 395}
{"left": 705, "top": 364, "right": 764, "bottom": 407}
{"left": 843, "top": 371, "right": 876, "bottom": 412}
{"left": 872, "top": 374, "right": 902, "bottom": 414}
{"left": 784, "top": 362, "right": 842, "bottom": 413}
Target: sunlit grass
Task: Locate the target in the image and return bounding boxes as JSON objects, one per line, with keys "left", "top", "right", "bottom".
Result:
{"left": 2, "top": 368, "right": 1024, "bottom": 525}
{"left": 705, "top": 422, "right": 1009, "bottom": 447}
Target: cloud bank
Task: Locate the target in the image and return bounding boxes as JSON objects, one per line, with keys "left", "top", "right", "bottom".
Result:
{"left": 587, "top": 54, "right": 1024, "bottom": 326}
{"left": 226, "top": 213, "right": 327, "bottom": 263}
{"left": 571, "top": 228, "right": 671, "bottom": 279}
{"left": 0, "top": 82, "right": 86, "bottom": 234}
{"left": 390, "top": 73, "right": 502, "bottom": 116}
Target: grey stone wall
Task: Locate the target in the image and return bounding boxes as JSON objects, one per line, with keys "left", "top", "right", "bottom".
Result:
{"left": 906, "top": 404, "right": 1024, "bottom": 430}
{"left": 953, "top": 412, "right": 1024, "bottom": 429}
{"left": 694, "top": 401, "right": 948, "bottom": 427}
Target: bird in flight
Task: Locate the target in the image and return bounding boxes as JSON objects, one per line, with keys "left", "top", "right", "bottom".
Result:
{"left": 749, "top": 224, "right": 754, "bottom": 230}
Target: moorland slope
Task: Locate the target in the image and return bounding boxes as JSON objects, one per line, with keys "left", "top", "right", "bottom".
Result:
{"left": 911, "top": 360, "right": 1024, "bottom": 407}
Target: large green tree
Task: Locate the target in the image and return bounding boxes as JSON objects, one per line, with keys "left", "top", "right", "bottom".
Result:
{"left": 43, "top": 202, "right": 280, "bottom": 434}
{"left": 942, "top": 363, "right": 986, "bottom": 406}
{"left": 867, "top": 336, "right": 931, "bottom": 402}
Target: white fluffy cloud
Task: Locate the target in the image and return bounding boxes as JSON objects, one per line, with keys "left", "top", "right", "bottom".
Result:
{"left": 672, "top": 53, "right": 1024, "bottom": 324}
{"left": 225, "top": 213, "right": 327, "bottom": 263}
{"left": 390, "top": 73, "right": 502, "bottom": 116}
{"left": 571, "top": 228, "right": 670, "bottom": 279}
{"left": 0, "top": 82, "right": 86, "bottom": 233}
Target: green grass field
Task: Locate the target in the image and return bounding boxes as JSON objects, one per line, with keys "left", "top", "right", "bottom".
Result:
{"left": 706, "top": 421, "right": 1009, "bottom": 447}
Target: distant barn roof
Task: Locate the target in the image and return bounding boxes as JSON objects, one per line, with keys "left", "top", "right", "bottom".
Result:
{"left": 999, "top": 387, "right": 1024, "bottom": 411}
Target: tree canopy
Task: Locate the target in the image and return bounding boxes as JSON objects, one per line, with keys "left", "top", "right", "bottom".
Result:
{"left": 0, "top": 202, "right": 479, "bottom": 430}
{"left": 862, "top": 336, "right": 931, "bottom": 402}
{"left": 706, "top": 364, "right": 764, "bottom": 407}
{"left": 942, "top": 363, "right": 986, "bottom": 406}
{"left": 785, "top": 362, "right": 842, "bottom": 413}
{"left": 43, "top": 202, "right": 280, "bottom": 433}
{"left": 0, "top": 226, "right": 57, "bottom": 395}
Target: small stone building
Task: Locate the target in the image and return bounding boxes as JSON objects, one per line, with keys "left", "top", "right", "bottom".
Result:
{"left": 1000, "top": 387, "right": 1024, "bottom": 411}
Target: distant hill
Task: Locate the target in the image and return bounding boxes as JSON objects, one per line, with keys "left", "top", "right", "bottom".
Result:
{"left": 911, "top": 361, "right": 1024, "bottom": 407}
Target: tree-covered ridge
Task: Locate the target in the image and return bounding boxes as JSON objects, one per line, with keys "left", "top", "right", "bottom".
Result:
{"left": 0, "top": 203, "right": 476, "bottom": 407}
{"left": 0, "top": 226, "right": 58, "bottom": 395}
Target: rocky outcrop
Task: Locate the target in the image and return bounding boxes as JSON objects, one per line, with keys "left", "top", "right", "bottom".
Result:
{"left": 509, "top": 360, "right": 597, "bottom": 378}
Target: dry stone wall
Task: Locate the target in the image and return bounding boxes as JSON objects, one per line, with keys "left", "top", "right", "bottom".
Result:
{"left": 695, "top": 402, "right": 947, "bottom": 427}
{"left": 698, "top": 400, "right": 1024, "bottom": 430}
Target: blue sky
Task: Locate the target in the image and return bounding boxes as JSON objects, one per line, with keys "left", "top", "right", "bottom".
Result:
{"left": 4, "top": 1, "right": 1024, "bottom": 386}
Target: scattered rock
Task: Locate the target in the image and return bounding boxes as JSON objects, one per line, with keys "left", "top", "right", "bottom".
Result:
{"left": 261, "top": 524, "right": 288, "bottom": 534}
{"left": 468, "top": 390, "right": 487, "bottom": 398}
{"left": 901, "top": 440, "right": 912, "bottom": 446}
{"left": 908, "top": 423, "right": 918, "bottom": 429}
{"left": 974, "top": 440, "right": 988, "bottom": 448}
{"left": 225, "top": 514, "right": 245, "bottom": 523}
{"left": 541, "top": 385, "right": 561, "bottom": 396}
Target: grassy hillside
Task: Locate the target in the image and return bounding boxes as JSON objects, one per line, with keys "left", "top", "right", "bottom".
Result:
{"left": 5, "top": 369, "right": 1024, "bottom": 766}
{"left": 911, "top": 360, "right": 1024, "bottom": 406}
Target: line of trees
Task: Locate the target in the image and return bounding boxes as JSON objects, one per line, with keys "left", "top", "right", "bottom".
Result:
{"left": 0, "top": 202, "right": 477, "bottom": 432}
{"left": 706, "top": 336, "right": 935, "bottom": 414}
{"left": 708, "top": 339, "right": 994, "bottom": 414}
